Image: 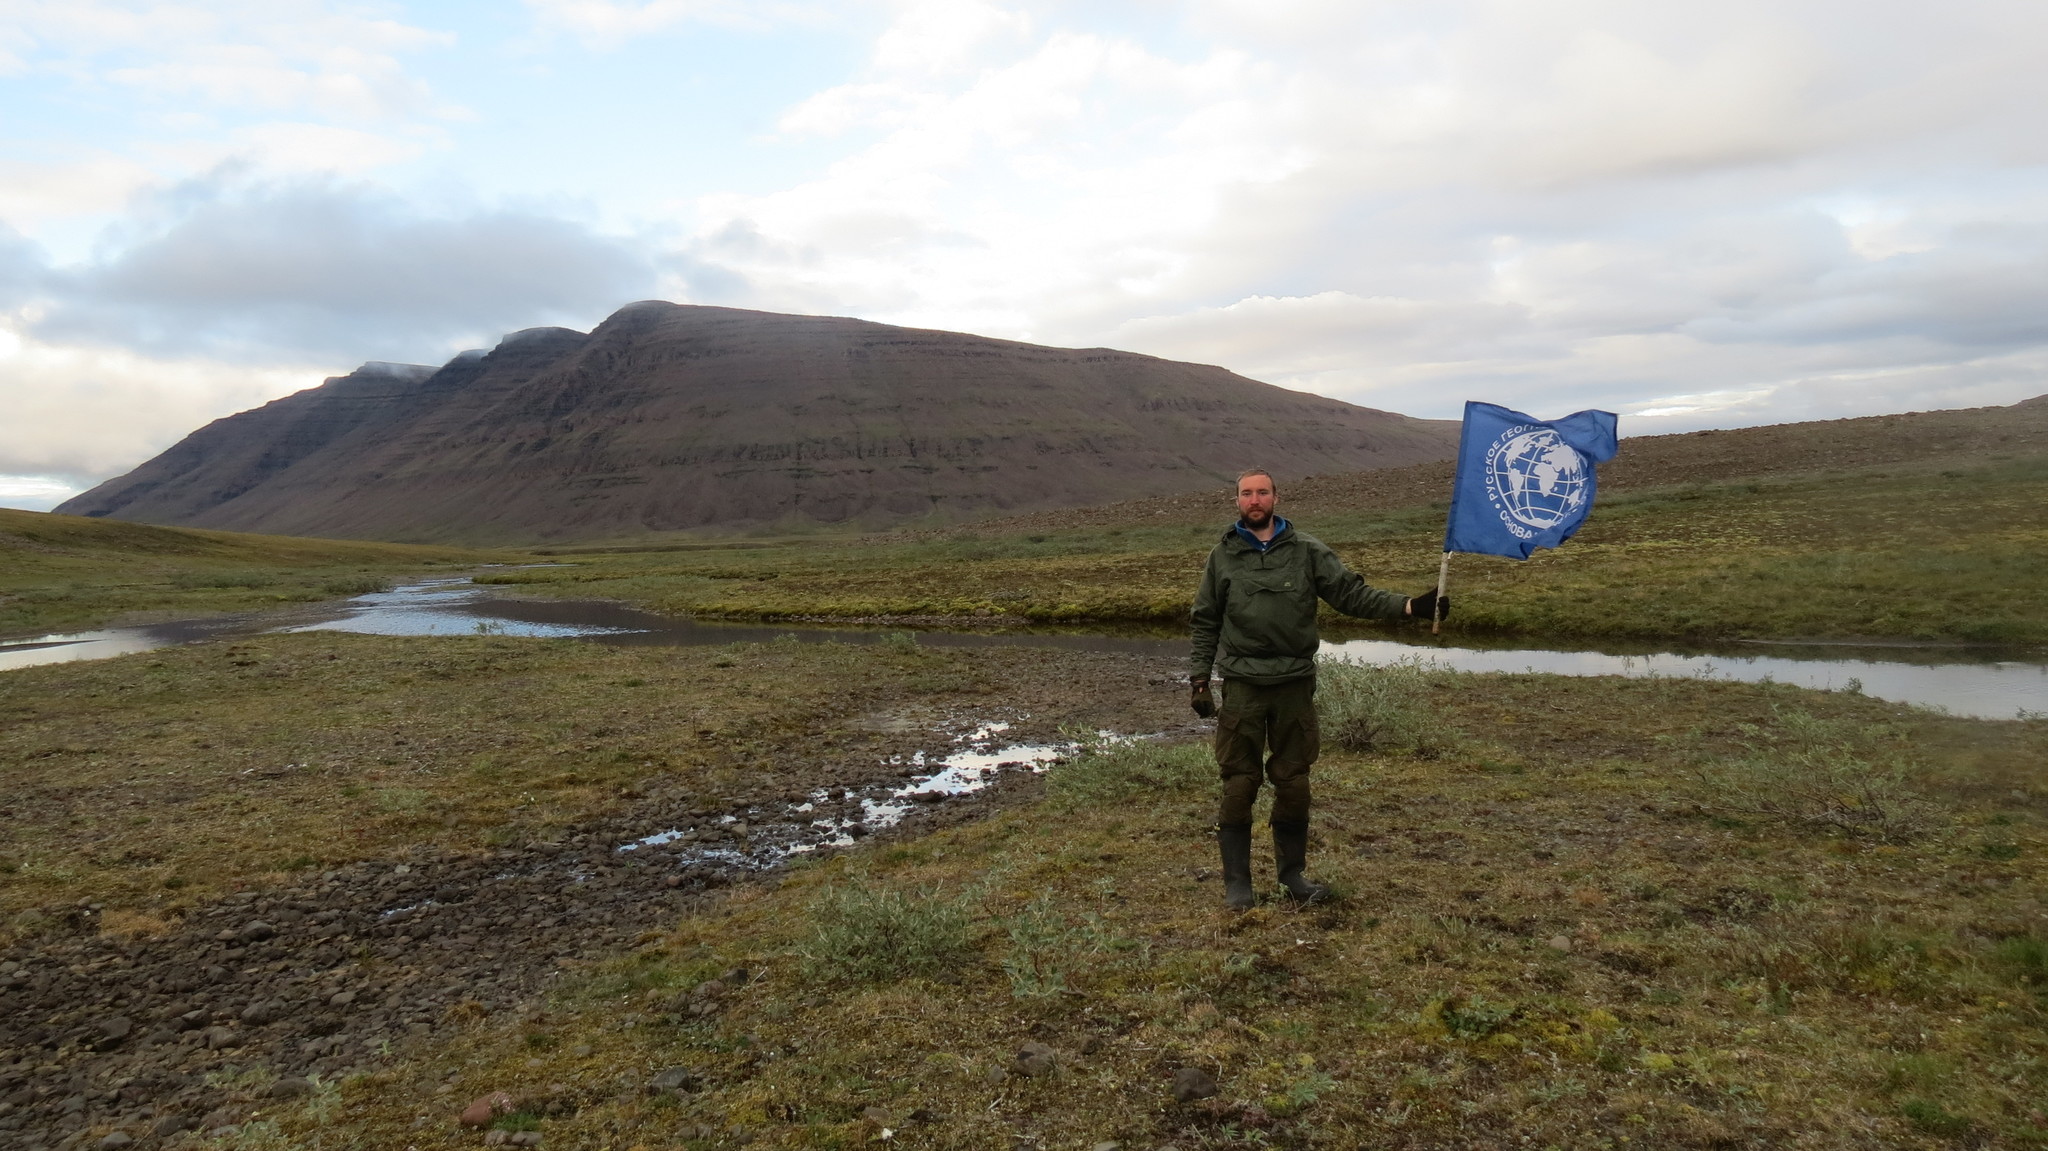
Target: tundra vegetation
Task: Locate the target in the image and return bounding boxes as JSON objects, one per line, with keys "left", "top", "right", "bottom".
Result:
{"left": 483, "top": 454, "right": 2048, "bottom": 645}
{"left": 2, "top": 637, "right": 2045, "bottom": 1148}
{"left": 1, "top": 422, "right": 2044, "bottom": 1148}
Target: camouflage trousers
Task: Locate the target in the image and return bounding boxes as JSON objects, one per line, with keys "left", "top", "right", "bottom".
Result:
{"left": 1213, "top": 676, "right": 1319, "bottom": 826}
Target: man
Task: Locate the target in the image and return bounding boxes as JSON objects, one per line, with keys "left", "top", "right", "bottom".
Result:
{"left": 1189, "top": 468, "right": 1447, "bottom": 910}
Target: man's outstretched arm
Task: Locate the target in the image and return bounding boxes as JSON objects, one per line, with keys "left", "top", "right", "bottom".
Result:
{"left": 1310, "top": 540, "right": 1439, "bottom": 622}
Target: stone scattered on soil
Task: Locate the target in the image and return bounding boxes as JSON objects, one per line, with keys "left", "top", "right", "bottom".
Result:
{"left": 1171, "top": 1067, "right": 1220, "bottom": 1102}
{"left": 1014, "top": 1041, "right": 1058, "bottom": 1078}
{"left": 459, "top": 1091, "right": 517, "bottom": 1127}
{"left": 648, "top": 1067, "right": 698, "bottom": 1095}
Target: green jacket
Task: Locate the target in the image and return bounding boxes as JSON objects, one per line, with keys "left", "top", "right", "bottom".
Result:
{"left": 1190, "top": 521, "right": 1409, "bottom": 684}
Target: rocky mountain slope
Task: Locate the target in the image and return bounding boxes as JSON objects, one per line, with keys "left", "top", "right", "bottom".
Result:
{"left": 56, "top": 303, "right": 1458, "bottom": 543}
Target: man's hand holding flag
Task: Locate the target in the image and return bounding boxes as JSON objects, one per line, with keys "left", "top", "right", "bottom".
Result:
{"left": 1427, "top": 401, "right": 1620, "bottom": 632}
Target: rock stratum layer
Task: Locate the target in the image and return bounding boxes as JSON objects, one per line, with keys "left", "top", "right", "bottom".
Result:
{"left": 57, "top": 302, "right": 1457, "bottom": 542}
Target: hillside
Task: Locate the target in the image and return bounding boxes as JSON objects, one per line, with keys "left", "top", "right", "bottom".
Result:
{"left": 918, "top": 393, "right": 2048, "bottom": 536}
{"left": 54, "top": 303, "right": 1458, "bottom": 543}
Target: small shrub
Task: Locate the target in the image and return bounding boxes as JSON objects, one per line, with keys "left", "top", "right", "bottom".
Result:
{"left": 1317, "top": 659, "right": 1459, "bottom": 757}
{"left": 1899, "top": 1098, "right": 1973, "bottom": 1138}
{"left": 798, "top": 879, "right": 974, "bottom": 983}
{"left": 1002, "top": 895, "right": 1076, "bottom": 998}
{"left": 1266, "top": 1067, "right": 1336, "bottom": 1117}
{"left": 1428, "top": 993, "right": 1514, "bottom": 1038}
{"left": 491, "top": 1111, "right": 543, "bottom": 1133}
{"left": 1992, "top": 933, "right": 2048, "bottom": 989}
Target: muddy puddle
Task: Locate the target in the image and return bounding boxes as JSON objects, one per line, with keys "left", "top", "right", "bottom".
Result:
{"left": 612, "top": 718, "right": 1090, "bottom": 875}
{"left": 2, "top": 576, "right": 2043, "bottom": 719}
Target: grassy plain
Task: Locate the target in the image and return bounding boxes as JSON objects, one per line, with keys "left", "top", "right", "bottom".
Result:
{"left": 5, "top": 411, "right": 2046, "bottom": 1148}
{"left": 0, "top": 509, "right": 506, "bottom": 639}
{"left": 482, "top": 454, "right": 2048, "bottom": 645}
{"left": 0, "top": 631, "right": 1009, "bottom": 926}
{"left": 153, "top": 655, "right": 2046, "bottom": 1151}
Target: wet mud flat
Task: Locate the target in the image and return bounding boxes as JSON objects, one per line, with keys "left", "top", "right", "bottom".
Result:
{"left": 0, "top": 644, "right": 1192, "bottom": 1149}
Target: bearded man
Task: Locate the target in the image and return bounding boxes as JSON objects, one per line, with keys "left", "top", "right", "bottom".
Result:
{"left": 1188, "top": 468, "right": 1447, "bottom": 910}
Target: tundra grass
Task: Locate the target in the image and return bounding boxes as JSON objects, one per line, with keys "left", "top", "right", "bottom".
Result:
{"left": 0, "top": 631, "right": 1009, "bottom": 933}
{"left": 167, "top": 663, "right": 2048, "bottom": 1150}
{"left": 0, "top": 508, "right": 508, "bottom": 639}
{"left": 481, "top": 455, "right": 2048, "bottom": 645}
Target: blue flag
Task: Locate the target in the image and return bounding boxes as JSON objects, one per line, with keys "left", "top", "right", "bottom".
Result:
{"left": 1443, "top": 401, "right": 1619, "bottom": 560}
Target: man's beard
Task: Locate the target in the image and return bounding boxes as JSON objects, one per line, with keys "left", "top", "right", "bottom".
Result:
{"left": 1240, "top": 507, "right": 1272, "bottom": 529}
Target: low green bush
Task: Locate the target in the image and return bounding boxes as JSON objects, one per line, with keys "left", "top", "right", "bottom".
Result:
{"left": 1316, "top": 658, "right": 1460, "bottom": 757}
{"left": 797, "top": 879, "right": 975, "bottom": 984}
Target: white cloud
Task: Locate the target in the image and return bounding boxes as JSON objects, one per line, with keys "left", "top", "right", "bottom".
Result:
{"left": 0, "top": 323, "right": 324, "bottom": 485}
{"left": 0, "top": 154, "right": 159, "bottom": 227}
{"left": 0, "top": 0, "right": 461, "bottom": 259}
{"left": 521, "top": 0, "right": 831, "bottom": 45}
{"left": 6, "top": 0, "right": 453, "bottom": 121}
{"left": 660, "top": 0, "right": 2048, "bottom": 430}
{"left": 0, "top": 474, "right": 83, "bottom": 513}
{"left": 32, "top": 175, "right": 660, "bottom": 362}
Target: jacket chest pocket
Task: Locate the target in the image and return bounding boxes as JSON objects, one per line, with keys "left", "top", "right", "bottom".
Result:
{"left": 1232, "top": 572, "right": 1301, "bottom": 610}
{"left": 1238, "top": 572, "right": 1299, "bottom": 596}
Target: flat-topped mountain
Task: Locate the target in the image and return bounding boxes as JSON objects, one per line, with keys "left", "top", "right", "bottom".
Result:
{"left": 57, "top": 302, "right": 1459, "bottom": 543}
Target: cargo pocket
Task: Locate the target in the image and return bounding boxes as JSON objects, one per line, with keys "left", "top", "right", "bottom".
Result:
{"left": 1267, "top": 708, "right": 1320, "bottom": 780}
{"left": 1213, "top": 711, "right": 1261, "bottom": 780}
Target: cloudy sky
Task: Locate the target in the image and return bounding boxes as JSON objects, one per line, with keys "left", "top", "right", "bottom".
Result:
{"left": 5, "top": 0, "right": 2047, "bottom": 510}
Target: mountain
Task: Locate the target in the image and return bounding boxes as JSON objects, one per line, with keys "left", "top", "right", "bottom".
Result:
{"left": 55, "top": 302, "right": 1459, "bottom": 543}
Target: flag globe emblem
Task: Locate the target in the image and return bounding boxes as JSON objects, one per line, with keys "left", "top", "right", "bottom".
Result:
{"left": 1485, "top": 428, "right": 1591, "bottom": 529}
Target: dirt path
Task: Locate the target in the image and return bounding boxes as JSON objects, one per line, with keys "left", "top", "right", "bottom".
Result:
{"left": 0, "top": 650, "right": 1193, "bottom": 1149}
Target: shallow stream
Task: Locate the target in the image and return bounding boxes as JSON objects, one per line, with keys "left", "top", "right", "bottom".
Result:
{"left": 3, "top": 575, "right": 2042, "bottom": 720}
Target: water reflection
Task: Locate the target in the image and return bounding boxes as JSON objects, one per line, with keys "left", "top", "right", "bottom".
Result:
{"left": 282, "top": 579, "right": 646, "bottom": 639}
{"left": 1318, "top": 638, "right": 2048, "bottom": 722}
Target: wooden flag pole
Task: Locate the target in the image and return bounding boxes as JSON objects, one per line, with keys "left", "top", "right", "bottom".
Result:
{"left": 1432, "top": 550, "right": 1451, "bottom": 636}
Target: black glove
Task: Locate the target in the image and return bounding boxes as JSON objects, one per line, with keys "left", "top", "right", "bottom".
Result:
{"left": 1408, "top": 589, "right": 1450, "bottom": 623}
{"left": 1190, "top": 677, "right": 1216, "bottom": 718}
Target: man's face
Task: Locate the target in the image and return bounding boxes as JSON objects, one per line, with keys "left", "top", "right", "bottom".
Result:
{"left": 1236, "top": 473, "right": 1277, "bottom": 528}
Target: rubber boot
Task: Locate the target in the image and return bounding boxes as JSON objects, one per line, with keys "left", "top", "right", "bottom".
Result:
{"left": 1219, "top": 823, "right": 1256, "bottom": 911}
{"left": 1271, "top": 820, "right": 1329, "bottom": 903}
